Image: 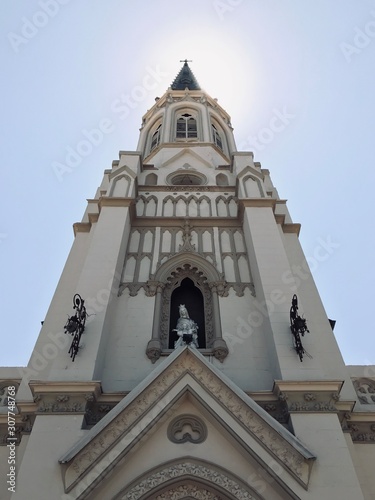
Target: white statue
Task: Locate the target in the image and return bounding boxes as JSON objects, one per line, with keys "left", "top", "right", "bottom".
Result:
{"left": 173, "top": 304, "right": 199, "bottom": 348}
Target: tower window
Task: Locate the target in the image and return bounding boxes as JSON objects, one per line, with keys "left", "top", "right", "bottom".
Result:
{"left": 212, "top": 124, "right": 223, "bottom": 150}
{"left": 150, "top": 124, "right": 161, "bottom": 151}
{"left": 176, "top": 114, "right": 197, "bottom": 139}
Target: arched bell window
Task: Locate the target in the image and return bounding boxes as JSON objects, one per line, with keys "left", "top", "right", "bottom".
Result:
{"left": 176, "top": 113, "right": 197, "bottom": 139}
{"left": 169, "top": 278, "right": 206, "bottom": 348}
{"left": 150, "top": 124, "right": 161, "bottom": 152}
{"left": 212, "top": 124, "right": 223, "bottom": 150}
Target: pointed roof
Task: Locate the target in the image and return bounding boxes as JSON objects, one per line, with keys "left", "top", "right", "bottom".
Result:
{"left": 171, "top": 60, "right": 201, "bottom": 90}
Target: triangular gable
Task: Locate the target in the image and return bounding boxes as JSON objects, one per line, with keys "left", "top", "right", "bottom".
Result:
{"left": 60, "top": 347, "right": 315, "bottom": 497}
{"left": 162, "top": 148, "right": 215, "bottom": 170}
{"left": 237, "top": 164, "right": 264, "bottom": 181}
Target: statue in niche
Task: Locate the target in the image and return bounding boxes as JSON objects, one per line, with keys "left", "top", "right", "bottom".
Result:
{"left": 173, "top": 304, "right": 199, "bottom": 348}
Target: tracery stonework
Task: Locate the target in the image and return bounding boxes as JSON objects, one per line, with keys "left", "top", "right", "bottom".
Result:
{"left": 65, "top": 350, "right": 311, "bottom": 489}
{"left": 119, "top": 462, "right": 255, "bottom": 500}
{"left": 156, "top": 486, "right": 219, "bottom": 500}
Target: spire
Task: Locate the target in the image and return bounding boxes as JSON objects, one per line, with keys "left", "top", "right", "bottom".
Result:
{"left": 171, "top": 60, "right": 201, "bottom": 90}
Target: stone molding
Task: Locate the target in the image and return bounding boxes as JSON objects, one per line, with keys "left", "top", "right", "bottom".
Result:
{"left": 29, "top": 382, "right": 100, "bottom": 415}
{"left": 240, "top": 198, "right": 277, "bottom": 209}
{"left": 274, "top": 380, "right": 344, "bottom": 413}
{"left": 27, "top": 382, "right": 123, "bottom": 426}
{"left": 60, "top": 349, "right": 314, "bottom": 491}
{"left": 119, "top": 281, "right": 254, "bottom": 298}
{"left": 119, "top": 461, "right": 256, "bottom": 500}
{"left": 139, "top": 185, "right": 235, "bottom": 192}
{"left": 348, "top": 422, "right": 375, "bottom": 443}
{"left": 73, "top": 222, "right": 91, "bottom": 236}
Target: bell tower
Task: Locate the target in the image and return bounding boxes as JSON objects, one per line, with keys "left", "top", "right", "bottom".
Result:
{"left": 2, "top": 62, "right": 375, "bottom": 500}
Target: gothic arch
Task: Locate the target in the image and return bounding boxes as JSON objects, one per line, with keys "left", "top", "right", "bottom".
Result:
{"left": 171, "top": 104, "right": 203, "bottom": 142}
{"left": 243, "top": 174, "right": 265, "bottom": 198}
{"left": 146, "top": 253, "right": 229, "bottom": 362}
{"left": 216, "top": 173, "right": 228, "bottom": 186}
{"left": 109, "top": 174, "right": 132, "bottom": 197}
{"left": 216, "top": 195, "right": 237, "bottom": 217}
{"left": 136, "top": 195, "right": 158, "bottom": 216}
{"left": 198, "top": 195, "right": 212, "bottom": 216}
{"left": 154, "top": 252, "right": 222, "bottom": 283}
{"left": 140, "top": 111, "right": 165, "bottom": 155}
{"left": 162, "top": 267, "right": 211, "bottom": 349}
{"left": 116, "top": 459, "right": 259, "bottom": 500}
{"left": 209, "top": 112, "right": 233, "bottom": 155}
{"left": 145, "top": 172, "right": 158, "bottom": 185}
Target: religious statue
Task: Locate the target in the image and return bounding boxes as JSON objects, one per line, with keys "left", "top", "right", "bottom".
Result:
{"left": 173, "top": 304, "right": 199, "bottom": 348}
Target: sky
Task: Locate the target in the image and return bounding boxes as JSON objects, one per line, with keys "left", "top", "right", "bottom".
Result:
{"left": 1, "top": 0, "right": 374, "bottom": 367}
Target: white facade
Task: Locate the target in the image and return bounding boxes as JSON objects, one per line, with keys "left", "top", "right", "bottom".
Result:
{"left": 1, "top": 62, "right": 375, "bottom": 499}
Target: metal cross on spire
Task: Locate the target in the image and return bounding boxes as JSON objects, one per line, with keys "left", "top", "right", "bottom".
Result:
{"left": 171, "top": 60, "right": 200, "bottom": 90}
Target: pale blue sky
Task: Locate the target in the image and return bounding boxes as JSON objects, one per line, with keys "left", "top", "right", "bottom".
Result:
{"left": 1, "top": 0, "right": 374, "bottom": 366}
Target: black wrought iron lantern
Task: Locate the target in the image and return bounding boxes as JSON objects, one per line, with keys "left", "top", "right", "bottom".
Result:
{"left": 65, "top": 316, "right": 79, "bottom": 334}
{"left": 64, "top": 294, "right": 87, "bottom": 361}
{"left": 290, "top": 294, "right": 310, "bottom": 362}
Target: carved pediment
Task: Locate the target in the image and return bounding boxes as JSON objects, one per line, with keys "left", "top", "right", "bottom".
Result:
{"left": 59, "top": 347, "right": 315, "bottom": 498}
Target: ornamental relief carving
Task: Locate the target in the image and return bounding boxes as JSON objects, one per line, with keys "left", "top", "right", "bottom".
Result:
{"left": 352, "top": 378, "right": 375, "bottom": 405}
{"left": 284, "top": 392, "right": 341, "bottom": 413}
{"left": 119, "top": 462, "right": 256, "bottom": 500}
{"left": 155, "top": 485, "right": 219, "bottom": 500}
{"left": 349, "top": 422, "right": 375, "bottom": 442}
{"left": 167, "top": 414, "right": 207, "bottom": 444}
{"left": 67, "top": 352, "right": 310, "bottom": 486}
{"left": 36, "top": 395, "right": 84, "bottom": 413}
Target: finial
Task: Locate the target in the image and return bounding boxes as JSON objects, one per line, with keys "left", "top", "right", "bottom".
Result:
{"left": 180, "top": 59, "right": 192, "bottom": 64}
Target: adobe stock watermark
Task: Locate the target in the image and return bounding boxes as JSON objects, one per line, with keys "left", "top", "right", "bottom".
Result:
{"left": 213, "top": 0, "right": 244, "bottom": 21}
{"left": 340, "top": 11, "right": 375, "bottom": 63}
{"left": 224, "top": 235, "right": 340, "bottom": 353}
{"left": 281, "top": 236, "right": 340, "bottom": 292}
{"left": 52, "top": 65, "right": 169, "bottom": 182}
{"left": 238, "top": 107, "right": 295, "bottom": 153}
{"left": 7, "top": 0, "right": 72, "bottom": 54}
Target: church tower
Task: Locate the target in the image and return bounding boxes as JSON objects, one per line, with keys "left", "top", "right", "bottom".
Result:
{"left": 1, "top": 62, "right": 375, "bottom": 499}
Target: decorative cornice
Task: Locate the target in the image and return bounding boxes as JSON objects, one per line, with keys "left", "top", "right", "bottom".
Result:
{"left": 240, "top": 198, "right": 277, "bottom": 209}
{"left": 274, "top": 380, "right": 344, "bottom": 413}
{"left": 282, "top": 223, "right": 301, "bottom": 235}
{"left": 143, "top": 141, "right": 230, "bottom": 164}
{"left": 29, "top": 381, "right": 103, "bottom": 415}
{"left": 138, "top": 185, "right": 235, "bottom": 192}
{"left": 88, "top": 213, "right": 99, "bottom": 224}
{"left": 118, "top": 281, "right": 254, "bottom": 298}
{"left": 73, "top": 222, "right": 91, "bottom": 236}
{"left": 131, "top": 217, "right": 241, "bottom": 227}
{"left": 98, "top": 197, "right": 134, "bottom": 208}
{"left": 29, "top": 381, "right": 102, "bottom": 396}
